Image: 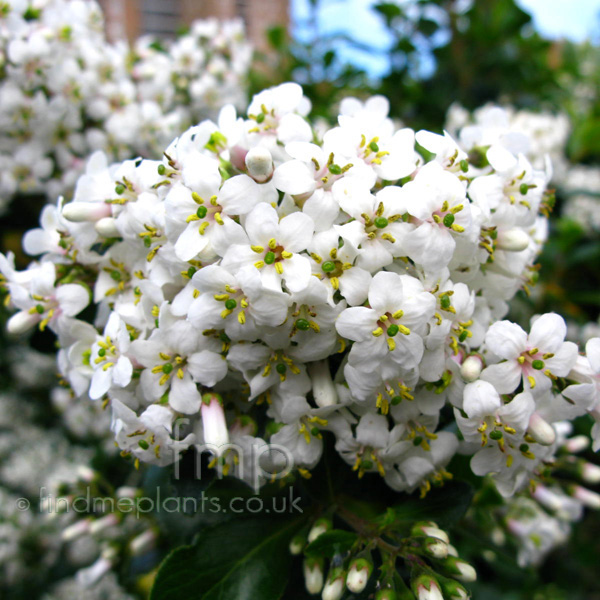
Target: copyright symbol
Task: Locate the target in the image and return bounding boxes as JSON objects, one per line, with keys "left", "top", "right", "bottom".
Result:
{"left": 16, "top": 498, "right": 30, "bottom": 511}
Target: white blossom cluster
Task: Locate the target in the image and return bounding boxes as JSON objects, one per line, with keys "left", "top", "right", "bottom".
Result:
{"left": 0, "top": 0, "right": 251, "bottom": 209}
{"left": 2, "top": 81, "right": 600, "bottom": 501}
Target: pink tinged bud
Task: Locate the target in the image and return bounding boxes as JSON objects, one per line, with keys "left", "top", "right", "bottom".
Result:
{"left": 130, "top": 529, "right": 157, "bottom": 555}
{"left": 245, "top": 146, "right": 274, "bottom": 182}
{"left": 304, "top": 559, "right": 324, "bottom": 595}
{"left": 496, "top": 228, "right": 530, "bottom": 252}
{"left": 460, "top": 355, "right": 483, "bottom": 382}
{"left": 308, "top": 518, "right": 331, "bottom": 543}
{"left": 564, "top": 435, "right": 589, "bottom": 453}
{"left": 322, "top": 569, "right": 345, "bottom": 600}
{"left": 573, "top": 485, "right": 600, "bottom": 509}
{"left": 88, "top": 513, "right": 119, "bottom": 535}
{"left": 76, "top": 465, "right": 96, "bottom": 482}
{"left": 413, "top": 575, "right": 444, "bottom": 600}
{"left": 527, "top": 413, "right": 556, "bottom": 446}
{"left": 62, "top": 201, "right": 111, "bottom": 223}
{"left": 94, "top": 217, "right": 120, "bottom": 237}
{"left": 201, "top": 394, "right": 229, "bottom": 447}
{"left": 230, "top": 145, "right": 248, "bottom": 171}
{"left": 582, "top": 462, "right": 600, "bottom": 484}
{"left": 7, "top": 310, "right": 39, "bottom": 334}
{"left": 440, "top": 579, "right": 470, "bottom": 600}
{"left": 62, "top": 518, "right": 91, "bottom": 541}
{"left": 424, "top": 537, "right": 449, "bottom": 559}
{"left": 309, "top": 359, "right": 338, "bottom": 407}
{"left": 346, "top": 558, "right": 372, "bottom": 593}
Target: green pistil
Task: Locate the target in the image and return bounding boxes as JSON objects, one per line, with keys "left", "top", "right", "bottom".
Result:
{"left": 264, "top": 251, "right": 276, "bottom": 265}
{"left": 276, "top": 363, "right": 287, "bottom": 375}
{"left": 296, "top": 318, "right": 310, "bottom": 331}
{"left": 520, "top": 183, "right": 528, "bottom": 195}
{"left": 197, "top": 206, "right": 207, "bottom": 218}
{"left": 443, "top": 213, "right": 455, "bottom": 227}
{"left": 387, "top": 324, "right": 399, "bottom": 337}
{"left": 391, "top": 395, "right": 402, "bottom": 405}
{"left": 157, "top": 164, "right": 166, "bottom": 176}
{"left": 328, "top": 164, "right": 342, "bottom": 175}
{"left": 35, "top": 304, "right": 44, "bottom": 314}
{"left": 162, "top": 363, "right": 173, "bottom": 374}
{"left": 440, "top": 294, "right": 451, "bottom": 309}
{"left": 225, "top": 298, "right": 237, "bottom": 310}
{"left": 459, "top": 159, "right": 469, "bottom": 173}
{"left": 138, "top": 439, "right": 149, "bottom": 450}
{"left": 532, "top": 359, "right": 544, "bottom": 370}
{"left": 322, "top": 261, "right": 335, "bottom": 273}
{"left": 98, "top": 348, "right": 106, "bottom": 358}
{"left": 374, "top": 217, "right": 388, "bottom": 229}
{"left": 369, "top": 141, "right": 379, "bottom": 152}
{"left": 256, "top": 112, "right": 265, "bottom": 124}
{"left": 115, "top": 184, "right": 125, "bottom": 195}
{"left": 490, "top": 430, "right": 503, "bottom": 440}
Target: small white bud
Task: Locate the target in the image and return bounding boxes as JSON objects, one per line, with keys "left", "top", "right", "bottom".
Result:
{"left": 62, "top": 201, "right": 111, "bottom": 223}
{"left": 573, "top": 485, "right": 600, "bottom": 509}
{"left": 527, "top": 412, "right": 556, "bottom": 446}
{"left": 454, "top": 559, "right": 477, "bottom": 583}
{"left": 413, "top": 575, "right": 444, "bottom": 600}
{"left": 582, "top": 462, "right": 600, "bottom": 484}
{"left": 346, "top": 558, "right": 372, "bottom": 593}
{"left": 245, "top": 147, "right": 273, "bottom": 182}
{"left": 130, "top": 529, "right": 157, "bottom": 555}
{"left": 304, "top": 559, "right": 324, "bottom": 595}
{"left": 496, "top": 228, "right": 530, "bottom": 252}
{"left": 460, "top": 355, "right": 483, "bottom": 382}
{"left": 309, "top": 360, "right": 338, "bottom": 408}
{"left": 88, "top": 514, "right": 119, "bottom": 535}
{"left": 412, "top": 522, "right": 449, "bottom": 544}
{"left": 322, "top": 569, "right": 345, "bottom": 600}
{"left": 289, "top": 534, "right": 305, "bottom": 555}
{"left": 201, "top": 393, "right": 229, "bottom": 447}
{"left": 7, "top": 310, "right": 39, "bottom": 335}
{"left": 564, "top": 435, "right": 589, "bottom": 453}
{"left": 308, "top": 518, "right": 331, "bottom": 543}
{"left": 76, "top": 465, "right": 96, "bottom": 482}
{"left": 94, "top": 217, "right": 120, "bottom": 237}
{"left": 424, "top": 536, "right": 449, "bottom": 559}
{"left": 62, "top": 519, "right": 91, "bottom": 541}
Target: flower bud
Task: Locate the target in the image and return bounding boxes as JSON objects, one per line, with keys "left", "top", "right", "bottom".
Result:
{"left": 308, "top": 517, "right": 331, "bottom": 543}
{"left": 442, "top": 556, "right": 477, "bottom": 583}
{"left": 564, "top": 435, "right": 589, "bottom": 453}
{"left": 62, "top": 201, "right": 111, "bottom": 223}
{"left": 62, "top": 518, "right": 91, "bottom": 541}
{"left": 412, "top": 574, "right": 444, "bottom": 600}
{"left": 581, "top": 462, "right": 600, "bottom": 484}
{"left": 309, "top": 360, "right": 338, "bottom": 408}
{"left": 289, "top": 533, "right": 306, "bottom": 555}
{"left": 527, "top": 412, "right": 556, "bottom": 446}
{"left": 460, "top": 355, "right": 483, "bottom": 382}
{"left": 346, "top": 557, "right": 372, "bottom": 593}
{"left": 304, "top": 558, "right": 324, "bottom": 595}
{"left": 201, "top": 393, "right": 229, "bottom": 448}
{"left": 7, "top": 310, "right": 39, "bottom": 334}
{"left": 88, "top": 513, "right": 119, "bottom": 535}
{"left": 496, "top": 228, "right": 530, "bottom": 252}
{"left": 322, "top": 568, "right": 345, "bottom": 600}
{"left": 440, "top": 578, "right": 470, "bottom": 599}
{"left": 245, "top": 147, "right": 273, "bottom": 182}
{"left": 424, "top": 536, "right": 449, "bottom": 559}
{"left": 130, "top": 529, "right": 157, "bottom": 555}
{"left": 411, "top": 521, "right": 449, "bottom": 544}
{"left": 572, "top": 485, "right": 600, "bottom": 509}
{"left": 94, "top": 217, "right": 120, "bottom": 237}
{"left": 375, "top": 590, "right": 399, "bottom": 600}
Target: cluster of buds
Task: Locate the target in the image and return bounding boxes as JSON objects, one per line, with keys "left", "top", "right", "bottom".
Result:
{"left": 291, "top": 516, "right": 475, "bottom": 600}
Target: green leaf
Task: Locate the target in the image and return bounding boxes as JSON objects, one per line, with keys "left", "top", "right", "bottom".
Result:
{"left": 304, "top": 530, "right": 358, "bottom": 558}
{"left": 387, "top": 480, "right": 474, "bottom": 528}
{"left": 151, "top": 515, "right": 305, "bottom": 600}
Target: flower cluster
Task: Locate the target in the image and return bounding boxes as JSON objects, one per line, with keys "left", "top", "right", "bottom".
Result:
{"left": 0, "top": 0, "right": 251, "bottom": 208}
{"left": 2, "top": 81, "right": 599, "bottom": 503}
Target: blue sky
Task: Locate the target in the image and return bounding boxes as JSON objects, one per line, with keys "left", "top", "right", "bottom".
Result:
{"left": 291, "top": 0, "right": 600, "bottom": 77}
